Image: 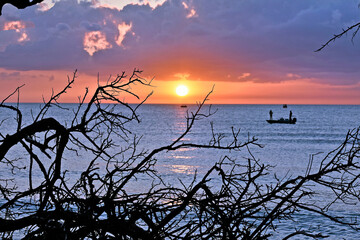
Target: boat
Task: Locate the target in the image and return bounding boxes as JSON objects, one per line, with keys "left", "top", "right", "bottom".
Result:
{"left": 180, "top": 105, "right": 187, "bottom": 108}
{"left": 266, "top": 118, "right": 296, "bottom": 124}
{"left": 283, "top": 104, "right": 288, "bottom": 108}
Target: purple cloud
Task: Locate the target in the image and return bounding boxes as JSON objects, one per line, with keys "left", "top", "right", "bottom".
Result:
{"left": 0, "top": 0, "right": 359, "bottom": 86}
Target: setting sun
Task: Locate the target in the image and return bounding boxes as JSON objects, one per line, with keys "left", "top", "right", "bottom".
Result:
{"left": 176, "top": 85, "right": 189, "bottom": 96}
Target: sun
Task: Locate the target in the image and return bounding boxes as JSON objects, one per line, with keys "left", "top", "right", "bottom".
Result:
{"left": 176, "top": 85, "right": 189, "bottom": 96}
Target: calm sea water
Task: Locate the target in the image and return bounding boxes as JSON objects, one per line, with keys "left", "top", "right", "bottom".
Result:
{"left": 1, "top": 103, "right": 360, "bottom": 239}
{"left": 131, "top": 104, "right": 360, "bottom": 181}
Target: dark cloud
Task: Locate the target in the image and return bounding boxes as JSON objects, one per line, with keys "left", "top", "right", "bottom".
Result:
{"left": 0, "top": 0, "right": 359, "bottom": 85}
{"left": 56, "top": 22, "right": 71, "bottom": 31}
{"left": 80, "top": 21, "right": 102, "bottom": 31}
{"left": 1, "top": 3, "right": 21, "bottom": 20}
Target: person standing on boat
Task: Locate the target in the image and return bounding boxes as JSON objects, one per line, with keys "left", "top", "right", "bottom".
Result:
{"left": 289, "top": 111, "right": 292, "bottom": 121}
{"left": 269, "top": 110, "right": 273, "bottom": 120}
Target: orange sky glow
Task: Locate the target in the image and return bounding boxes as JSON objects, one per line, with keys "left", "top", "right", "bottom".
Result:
{"left": 1, "top": 68, "right": 359, "bottom": 105}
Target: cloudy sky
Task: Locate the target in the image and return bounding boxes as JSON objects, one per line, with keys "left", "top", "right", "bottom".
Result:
{"left": 0, "top": 0, "right": 359, "bottom": 104}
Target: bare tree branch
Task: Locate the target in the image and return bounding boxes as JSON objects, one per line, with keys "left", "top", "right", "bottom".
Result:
{"left": 316, "top": 22, "right": 360, "bottom": 52}
{"left": 0, "top": 70, "right": 359, "bottom": 239}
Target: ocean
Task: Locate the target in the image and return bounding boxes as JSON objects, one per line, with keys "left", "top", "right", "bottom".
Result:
{"left": 131, "top": 104, "right": 360, "bottom": 181}
{"left": 1, "top": 103, "right": 360, "bottom": 239}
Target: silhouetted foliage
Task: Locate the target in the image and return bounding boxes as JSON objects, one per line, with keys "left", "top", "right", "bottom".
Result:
{"left": 0, "top": 69, "right": 360, "bottom": 239}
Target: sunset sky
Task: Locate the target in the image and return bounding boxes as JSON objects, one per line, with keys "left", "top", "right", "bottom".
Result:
{"left": 0, "top": 0, "right": 360, "bottom": 104}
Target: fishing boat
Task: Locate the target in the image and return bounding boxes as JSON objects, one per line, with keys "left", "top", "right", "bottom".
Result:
{"left": 180, "top": 105, "right": 187, "bottom": 108}
{"left": 266, "top": 118, "right": 296, "bottom": 124}
{"left": 283, "top": 104, "right": 288, "bottom": 108}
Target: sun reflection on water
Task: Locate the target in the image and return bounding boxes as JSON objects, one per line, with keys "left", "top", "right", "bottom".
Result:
{"left": 166, "top": 164, "right": 198, "bottom": 174}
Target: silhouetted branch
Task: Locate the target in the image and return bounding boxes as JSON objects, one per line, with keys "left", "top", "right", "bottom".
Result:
{"left": 0, "top": 70, "right": 359, "bottom": 239}
{"left": 316, "top": 22, "right": 360, "bottom": 51}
